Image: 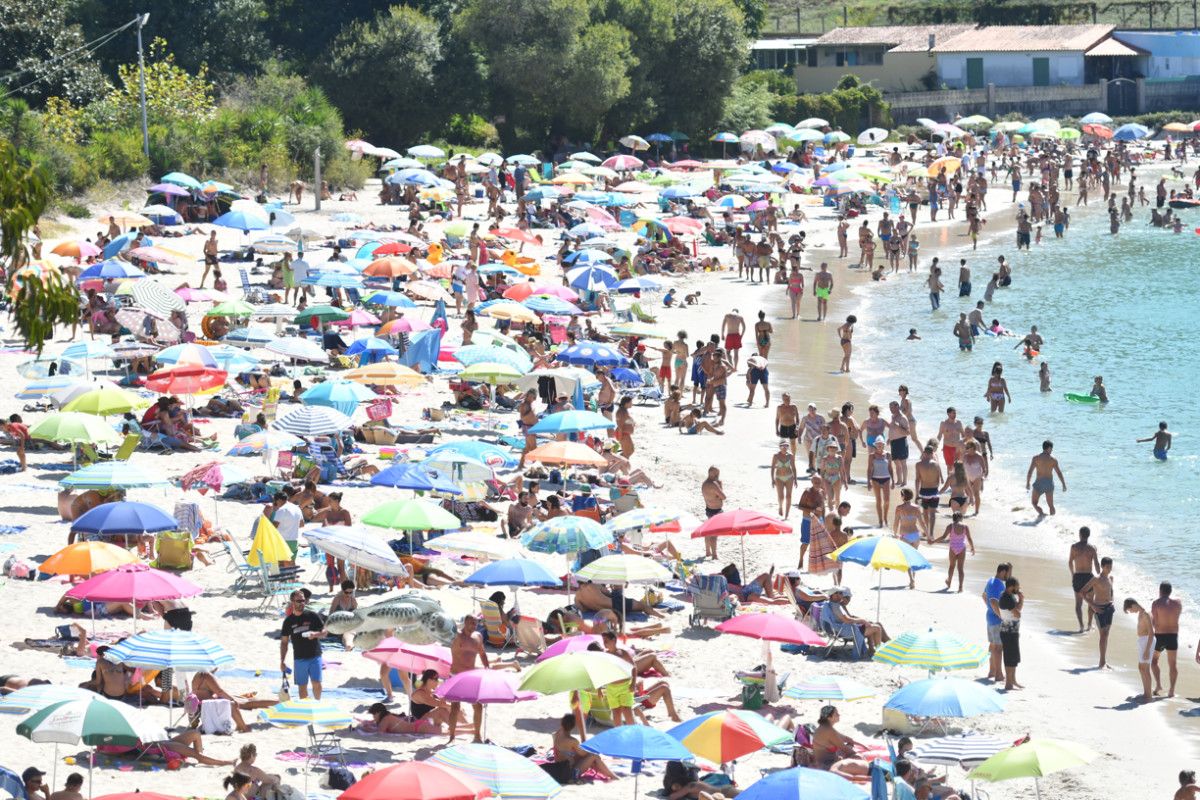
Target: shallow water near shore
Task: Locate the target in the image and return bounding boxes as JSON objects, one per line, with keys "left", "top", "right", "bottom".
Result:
{"left": 850, "top": 199, "right": 1200, "bottom": 603}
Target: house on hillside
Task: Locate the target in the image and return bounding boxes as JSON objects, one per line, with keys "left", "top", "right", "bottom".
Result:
{"left": 750, "top": 36, "right": 817, "bottom": 73}
{"left": 796, "top": 25, "right": 974, "bottom": 93}
{"left": 1113, "top": 29, "right": 1200, "bottom": 78}
{"left": 932, "top": 25, "right": 1145, "bottom": 89}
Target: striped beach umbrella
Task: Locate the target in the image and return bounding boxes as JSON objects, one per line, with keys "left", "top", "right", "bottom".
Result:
{"left": 272, "top": 405, "right": 354, "bottom": 436}
{"left": 61, "top": 341, "right": 116, "bottom": 361}
{"left": 60, "top": 462, "right": 167, "bottom": 490}
{"left": 15, "top": 376, "right": 83, "bottom": 401}
{"left": 428, "top": 744, "right": 560, "bottom": 799}
{"left": 424, "top": 530, "right": 515, "bottom": 560}
{"left": 260, "top": 698, "right": 351, "bottom": 728}
{"left": 227, "top": 430, "right": 304, "bottom": 455}
{"left": 521, "top": 516, "right": 611, "bottom": 554}
{"left": 574, "top": 554, "right": 671, "bottom": 585}
{"left": 452, "top": 345, "right": 532, "bottom": 372}
{"left": 604, "top": 507, "right": 682, "bottom": 534}
{"left": 266, "top": 336, "right": 328, "bottom": 363}
{"left": 667, "top": 709, "right": 792, "bottom": 763}
{"left": 0, "top": 767, "right": 22, "bottom": 800}
{"left": 18, "top": 696, "right": 165, "bottom": 746}
{"left": 873, "top": 628, "right": 988, "bottom": 673}
{"left": 783, "top": 675, "right": 876, "bottom": 702}
{"left": 908, "top": 732, "right": 1012, "bottom": 768}
{"left": 130, "top": 280, "right": 186, "bottom": 315}
{"left": 103, "top": 630, "right": 234, "bottom": 671}
{"left": 0, "top": 685, "right": 96, "bottom": 715}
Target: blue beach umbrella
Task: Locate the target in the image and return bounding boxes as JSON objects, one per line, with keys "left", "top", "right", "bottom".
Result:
{"left": 555, "top": 341, "right": 628, "bottom": 368}
{"left": 567, "top": 264, "right": 619, "bottom": 291}
{"left": 452, "top": 345, "right": 532, "bottom": 372}
{"left": 370, "top": 463, "right": 462, "bottom": 494}
{"left": 213, "top": 209, "right": 269, "bottom": 231}
{"left": 609, "top": 367, "right": 642, "bottom": 384}
{"left": 71, "top": 501, "right": 177, "bottom": 536}
{"left": 103, "top": 630, "right": 235, "bottom": 671}
{"left": 884, "top": 677, "right": 1006, "bottom": 719}
{"left": 365, "top": 291, "right": 417, "bottom": 308}
{"left": 710, "top": 132, "right": 739, "bottom": 143}
{"left": 223, "top": 327, "right": 278, "bottom": 347}
{"left": 61, "top": 341, "right": 116, "bottom": 361}
{"left": 524, "top": 295, "right": 581, "bottom": 315}
{"left": 523, "top": 186, "right": 561, "bottom": 202}
{"left": 101, "top": 232, "right": 153, "bottom": 259}
{"left": 386, "top": 168, "right": 439, "bottom": 187}
{"left": 300, "top": 380, "right": 377, "bottom": 416}
{"left": 0, "top": 765, "right": 26, "bottom": 799}
{"left": 522, "top": 516, "right": 612, "bottom": 554}
{"left": 646, "top": 133, "right": 673, "bottom": 144}
{"left": 1113, "top": 123, "right": 1151, "bottom": 141}
{"left": 617, "top": 276, "right": 664, "bottom": 293}
{"left": 661, "top": 185, "right": 700, "bottom": 199}
{"left": 1079, "top": 111, "right": 1112, "bottom": 125}
{"left": 737, "top": 767, "right": 868, "bottom": 800}
{"left": 581, "top": 724, "right": 692, "bottom": 797}
{"left": 426, "top": 440, "right": 517, "bottom": 469}
{"left": 304, "top": 271, "right": 362, "bottom": 289}
{"left": 161, "top": 171, "right": 201, "bottom": 190}
{"left": 345, "top": 337, "right": 399, "bottom": 359}
{"left": 79, "top": 259, "right": 146, "bottom": 280}
{"left": 572, "top": 190, "right": 612, "bottom": 205}
{"left": 529, "top": 409, "right": 616, "bottom": 434}
{"left": 464, "top": 558, "right": 561, "bottom": 587}
{"left": 205, "top": 344, "right": 259, "bottom": 373}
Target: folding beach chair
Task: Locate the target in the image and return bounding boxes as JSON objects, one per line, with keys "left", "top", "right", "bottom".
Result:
{"left": 479, "top": 600, "right": 516, "bottom": 650}
{"left": 239, "top": 268, "right": 269, "bottom": 303}
{"left": 687, "top": 574, "right": 736, "bottom": 627}
{"left": 630, "top": 302, "right": 657, "bottom": 323}
{"left": 815, "top": 602, "right": 867, "bottom": 660}
{"left": 113, "top": 433, "right": 141, "bottom": 461}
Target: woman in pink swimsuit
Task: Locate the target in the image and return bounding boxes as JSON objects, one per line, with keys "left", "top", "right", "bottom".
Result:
{"left": 934, "top": 511, "right": 974, "bottom": 592}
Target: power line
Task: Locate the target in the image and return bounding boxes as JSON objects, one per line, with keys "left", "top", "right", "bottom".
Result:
{"left": 0, "top": 17, "right": 139, "bottom": 100}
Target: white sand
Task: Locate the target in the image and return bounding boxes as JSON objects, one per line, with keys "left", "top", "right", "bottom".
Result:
{"left": 0, "top": 169, "right": 1192, "bottom": 800}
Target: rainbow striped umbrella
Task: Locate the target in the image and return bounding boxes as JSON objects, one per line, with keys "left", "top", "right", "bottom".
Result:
{"left": 102, "top": 630, "right": 235, "bottom": 671}
{"left": 667, "top": 709, "right": 792, "bottom": 763}
{"left": 873, "top": 628, "right": 988, "bottom": 673}
{"left": 427, "top": 743, "right": 561, "bottom": 799}
{"left": 259, "top": 698, "right": 351, "bottom": 728}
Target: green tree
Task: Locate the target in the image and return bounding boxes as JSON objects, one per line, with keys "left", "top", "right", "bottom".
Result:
{"left": 0, "top": 0, "right": 108, "bottom": 104}
{"left": 85, "top": 40, "right": 216, "bottom": 131}
{"left": 650, "top": 0, "right": 747, "bottom": 134}
{"left": 260, "top": 0, "right": 395, "bottom": 68}
{"left": 316, "top": 6, "right": 442, "bottom": 144}
{"left": 719, "top": 76, "right": 773, "bottom": 132}
{"left": 731, "top": 0, "right": 767, "bottom": 39}
{"left": 0, "top": 141, "right": 79, "bottom": 353}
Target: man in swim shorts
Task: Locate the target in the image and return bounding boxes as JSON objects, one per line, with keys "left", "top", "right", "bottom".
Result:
{"left": 1123, "top": 598, "right": 1154, "bottom": 702}
{"left": 796, "top": 476, "right": 825, "bottom": 570}
{"left": 1136, "top": 421, "right": 1172, "bottom": 461}
{"left": 775, "top": 393, "right": 800, "bottom": 455}
{"left": 721, "top": 309, "right": 745, "bottom": 370}
{"left": 1081, "top": 557, "right": 1115, "bottom": 668}
{"left": 1025, "top": 440, "right": 1066, "bottom": 516}
{"left": 1068, "top": 526, "right": 1101, "bottom": 631}
{"left": 701, "top": 467, "right": 725, "bottom": 560}
{"left": 813, "top": 262, "right": 833, "bottom": 321}
{"left": 913, "top": 445, "right": 943, "bottom": 540}
{"left": 745, "top": 354, "right": 769, "bottom": 407}
{"left": 1151, "top": 581, "right": 1181, "bottom": 697}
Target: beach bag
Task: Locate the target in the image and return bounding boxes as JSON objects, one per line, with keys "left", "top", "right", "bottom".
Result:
{"left": 278, "top": 678, "right": 291, "bottom": 702}
{"left": 327, "top": 766, "right": 356, "bottom": 791}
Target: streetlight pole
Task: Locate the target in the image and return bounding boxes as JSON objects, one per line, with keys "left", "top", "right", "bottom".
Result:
{"left": 136, "top": 13, "right": 150, "bottom": 158}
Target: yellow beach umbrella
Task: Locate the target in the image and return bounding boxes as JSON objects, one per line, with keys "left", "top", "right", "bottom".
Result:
{"left": 343, "top": 362, "right": 426, "bottom": 387}
{"left": 246, "top": 516, "right": 292, "bottom": 565}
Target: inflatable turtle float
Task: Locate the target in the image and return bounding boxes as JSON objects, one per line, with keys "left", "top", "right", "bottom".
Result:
{"left": 324, "top": 590, "right": 458, "bottom": 651}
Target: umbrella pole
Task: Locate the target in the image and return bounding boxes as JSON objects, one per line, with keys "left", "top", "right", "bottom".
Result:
{"left": 876, "top": 569, "right": 883, "bottom": 623}
{"left": 1035, "top": 778, "right": 1041, "bottom": 800}
{"left": 88, "top": 748, "right": 94, "bottom": 800}
{"left": 52, "top": 743, "right": 57, "bottom": 788}
{"left": 740, "top": 535, "right": 746, "bottom": 578}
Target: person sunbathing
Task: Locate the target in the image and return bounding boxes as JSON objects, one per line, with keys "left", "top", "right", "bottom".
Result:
{"left": 617, "top": 532, "right": 681, "bottom": 562}
{"left": 54, "top": 592, "right": 150, "bottom": 620}
{"left": 575, "top": 581, "right": 664, "bottom": 619}
{"left": 719, "top": 564, "right": 789, "bottom": 604}
{"left": 406, "top": 671, "right": 466, "bottom": 729}
{"left": 232, "top": 744, "right": 280, "bottom": 795}
{"left": 551, "top": 713, "right": 617, "bottom": 781}
{"left": 107, "top": 730, "right": 233, "bottom": 767}
{"left": 191, "top": 672, "right": 276, "bottom": 734}
{"left": 812, "top": 705, "right": 870, "bottom": 773}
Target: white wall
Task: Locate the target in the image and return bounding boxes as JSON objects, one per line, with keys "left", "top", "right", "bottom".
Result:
{"left": 937, "top": 52, "right": 1085, "bottom": 88}
{"left": 1116, "top": 31, "right": 1200, "bottom": 78}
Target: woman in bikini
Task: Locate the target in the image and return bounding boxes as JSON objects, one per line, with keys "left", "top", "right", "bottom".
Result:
{"left": 891, "top": 488, "right": 925, "bottom": 588}
{"left": 985, "top": 364, "right": 1012, "bottom": 413}
{"left": 837, "top": 315, "right": 856, "bottom": 373}
{"left": 960, "top": 440, "right": 988, "bottom": 515}
{"left": 407, "top": 670, "right": 463, "bottom": 730}
{"left": 934, "top": 511, "right": 975, "bottom": 592}
{"left": 786, "top": 265, "right": 804, "bottom": 319}
{"left": 861, "top": 405, "right": 888, "bottom": 478}
{"left": 865, "top": 439, "right": 894, "bottom": 527}
{"left": 770, "top": 441, "right": 798, "bottom": 519}
{"left": 939, "top": 461, "right": 972, "bottom": 516}
{"left": 812, "top": 705, "right": 869, "bottom": 772}
{"left": 232, "top": 744, "right": 280, "bottom": 795}
{"left": 897, "top": 385, "right": 920, "bottom": 446}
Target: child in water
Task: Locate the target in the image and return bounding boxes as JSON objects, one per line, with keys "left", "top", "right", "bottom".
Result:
{"left": 1039, "top": 362, "right": 1051, "bottom": 392}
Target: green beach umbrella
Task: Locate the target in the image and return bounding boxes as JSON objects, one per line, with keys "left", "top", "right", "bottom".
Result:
{"left": 362, "top": 499, "right": 462, "bottom": 531}
{"left": 574, "top": 554, "right": 672, "bottom": 585}
{"left": 1057, "top": 127, "right": 1081, "bottom": 140}
{"left": 205, "top": 300, "right": 255, "bottom": 317}
{"left": 294, "top": 304, "right": 350, "bottom": 324}
{"left": 517, "top": 651, "right": 632, "bottom": 695}
{"left": 608, "top": 321, "right": 670, "bottom": 339}
{"left": 968, "top": 738, "right": 1096, "bottom": 800}
{"left": 30, "top": 412, "right": 121, "bottom": 446}
{"left": 62, "top": 386, "right": 149, "bottom": 416}
{"left": 459, "top": 362, "right": 524, "bottom": 384}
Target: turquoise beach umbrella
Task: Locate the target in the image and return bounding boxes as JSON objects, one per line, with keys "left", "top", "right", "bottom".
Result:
{"left": 300, "top": 380, "right": 377, "bottom": 416}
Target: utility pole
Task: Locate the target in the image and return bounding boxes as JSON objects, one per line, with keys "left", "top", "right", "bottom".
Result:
{"left": 136, "top": 13, "right": 150, "bottom": 158}
{"left": 314, "top": 147, "right": 322, "bottom": 211}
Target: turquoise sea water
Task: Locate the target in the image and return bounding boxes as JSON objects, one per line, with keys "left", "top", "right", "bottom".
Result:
{"left": 851, "top": 200, "right": 1200, "bottom": 594}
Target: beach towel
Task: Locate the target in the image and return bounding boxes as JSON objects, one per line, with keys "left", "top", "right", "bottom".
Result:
{"left": 807, "top": 524, "right": 838, "bottom": 575}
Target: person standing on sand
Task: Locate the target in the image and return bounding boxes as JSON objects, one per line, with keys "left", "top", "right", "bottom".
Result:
{"left": 836, "top": 217, "right": 849, "bottom": 258}
{"left": 670, "top": 332, "right": 690, "bottom": 389}
{"left": 814, "top": 263, "right": 833, "bottom": 321}
{"left": 983, "top": 563, "right": 1011, "bottom": 682}
{"left": 1151, "top": 581, "right": 1181, "bottom": 697}
{"left": 887, "top": 401, "right": 911, "bottom": 487}
{"left": 754, "top": 311, "right": 773, "bottom": 358}
{"left": 701, "top": 467, "right": 725, "bottom": 560}
{"left": 1025, "top": 440, "right": 1066, "bottom": 516}
{"left": 998, "top": 577, "right": 1024, "bottom": 690}
{"left": 1124, "top": 598, "right": 1154, "bottom": 703}
{"left": 775, "top": 393, "right": 800, "bottom": 456}
{"left": 1069, "top": 527, "right": 1101, "bottom": 632}
{"left": 721, "top": 309, "right": 745, "bottom": 370}
{"left": 1136, "top": 421, "right": 1172, "bottom": 461}
{"left": 201, "top": 231, "right": 218, "bottom": 288}
{"left": 914, "top": 445, "right": 943, "bottom": 541}
{"left": 1081, "top": 558, "right": 1115, "bottom": 668}
{"left": 770, "top": 441, "right": 798, "bottom": 519}
{"left": 447, "top": 616, "right": 488, "bottom": 743}
{"left": 837, "top": 315, "right": 855, "bottom": 372}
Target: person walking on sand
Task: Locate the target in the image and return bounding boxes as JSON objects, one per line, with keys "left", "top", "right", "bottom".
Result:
{"left": 914, "top": 445, "right": 943, "bottom": 541}
{"left": 1151, "top": 581, "right": 1182, "bottom": 697}
{"left": 837, "top": 315, "right": 856, "bottom": 373}
{"left": 1081, "top": 558, "right": 1115, "bottom": 669}
{"left": 701, "top": 467, "right": 725, "bottom": 560}
{"left": 1124, "top": 598, "right": 1154, "bottom": 703}
{"left": 754, "top": 311, "right": 773, "bottom": 358}
{"left": 998, "top": 577, "right": 1024, "bottom": 690}
{"left": 1137, "top": 421, "right": 1172, "bottom": 461}
{"left": 797, "top": 475, "right": 825, "bottom": 570}
{"left": 934, "top": 511, "right": 974, "bottom": 592}
{"left": 866, "top": 439, "right": 894, "bottom": 527}
{"left": 1025, "top": 440, "right": 1066, "bottom": 516}
{"left": 983, "top": 563, "right": 1012, "bottom": 682}
{"left": 721, "top": 309, "right": 745, "bottom": 370}
{"left": 775, "top": 393, "right": 800, "bottom": 456}
{"left": 770, "top": 441, "right": 798, "bottom": 519}
{"left": 1069, "top": 527, "right": 1101, "bottom": 632}
{"left": 814, "top": 262, "right": 833, "bottom": 321}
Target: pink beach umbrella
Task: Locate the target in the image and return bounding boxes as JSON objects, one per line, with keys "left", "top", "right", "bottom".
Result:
{"left": 66, "top": 563, "right": 201, "bottom": 632}
{"left": 601, "top": 154, "right": 643, "bottom": 171}
{"left": 746, "top": 199, "right": 770, "bottom": 211}
{"left": 715, "top": 613, "right": 824, "bottom": 702}
{"left": 364, "top": 639, "right": 453, "bottom": 678}
{"left": 535, "top": 634, "right": 602, "bottom": 662}
{"left": 331, "top": 309, "right": 382, "bottom": 328}
{"left": 435, "top": 668, "right": 537, "bottom": 741}
{"left": 175, "top": 286, "right": 224, "bottom": 303}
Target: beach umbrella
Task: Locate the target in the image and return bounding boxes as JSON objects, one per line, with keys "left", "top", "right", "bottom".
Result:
{"left": 127, "top": 246, "right": 179, "bottom": 265}
{"left": 144, "top": 365, "right": 228, "bottom": 394}
{"left": 212, "top": 209, "right": 269, "bottom": 231}
{"left": 604, "top": 508, "right": 682, "bottom": 534}
{"left": 39, "top": 541, "right": 138, "bottom": 577}
{"left": 690, "top": 509, "right": 791, "bottom": 574}
{"left": 371, "top": 463, "right": 463, "bottom": 494}
{"left": 246, "top": 516, "right": 292, "bottom": 566}
{"left": 857, "top": 127, "right": 889, "bottom": 144}
{"left": 535, "top": 635, "right": 602, "bottom": 662}
{"left": 177, "top": 461, "right": 252, "bottom": 493}
{"left": 425, "top": 530, "right": 514, "bottom": 561}
{"left": 715, "top": 613, "right": 824, "bottom": 701}
{"left": 129, "top": 280, "right": 185, "bottom": 316}
{"left": 957, "top": 114, "right": 993, "bottom": 127}
{"left": 554, "top": 341, "right": 628, "bottom": 368}
{"left": 338, "top": 762, "right": 491, "bottom": 800}
{"left": 521, "top": 516, "right": 611, "bottom": 555}
{"left": 366, "top": 290, "right": 418, "bottom": 308}
{"left": 884, "top": 677, "right": 1005, "bottom": 720}
{"left": 832, "top": 536, "right": 932, "bottom": 620}
{"left": 873, "top": 628, "right": 987, "bottom": 674}
{"left": 1113, "top": 123, "right": 1151, "bottom": 141}
{"left": 251, "top": 234, "right": 298, "bottom": 254}
{"left": 787, "top": 128, "right": 824, "bottom": 143}
{"left": 783, "top": 675, "right": 876, "bottom": 702}
{"left": 452, "top": 346, "right": 532, "bottom": 373}
{"left": 968, "top": 738, "right": 1096, "bottom": 800}
{"left": 301, "top": 380, "right": 377, "bottom": 416}
{"left": 155, "top": 343, "right": 219, "bottom": 367}
{"left": 525, "top": 441, "right": 608, "bottom": 468}
{"left": 616, "top": 276, "right": 664, "bottom": 294}
{"left": 465, "top": 559, "right": 560, "bottom": 588}
{"left": 737, "top": 767, "right": 867, "bottom": 800}
{"left": 70, "top": 502, "right": 177, "bottom": 536}
{"left": 265, "top": 336, "right": 328, "bottom": 362}
{"left": 78, "top": 259, "right": 145, "bottom": 280}
{"left": 204, "top": 344, "right": 259, "bottom": 373}
{"left": 332, "top": 310, "right": 384, "bottom": 330}
{"left": 437, "top": 669, "right": 536, "bottom": 705}
{"left": 206, "top": 300, "right": 256, "bottom": 318}
{"left": 261, "top": 698, "right": 352, "bottom": 728}
{"left": 273, "top": 405, "right": 354, "bottom": 436}
{"left": 517, "top": 651, "right": 630, "bottom": 695}
{"left": 61, "top": 386, "right": 147, "bottom": 416}
{"left": 0, "top": 685, "right": 96, "bottom": 715}
{"left": 423, "top": 453, "right": 495, "bottom": 483}
{"left": 365, "top": 640, "right": 452, "bottom": 676}
{"left": 581, "top": 725, "right": 691, "bottom": 798}
{"left": 1080, "top": 111, "right": 1112, "bottom": 125}
{"left": 907, "top": 731, "right": 1011, "bottom": 768}
{"left": 344, "top": 362, "right": 426, "bottom": 387}
{"left": 103, "top": 630, "right": 234, "bottom": 671}
{"left": 0, "top": 769, "right": 23, "bottom": 800}
{"left": 667, "top": 709, "right": 792, "bottom": 763}
{"left": 602, "top": 155, "right": 643, "bottom": 171}
{"left": 226, "top": 430, "right": 303, "bottom": 456}
{"left": 223, "top": 327, "right": 278, "bottom": 347}
{"left": 362, "top": 499, "right": 461, "bottom": 531}
{"left": 459, "top": 362, "right": 524, "bottom": 384}
{"left": 521, "top": 294, "right": 581, "bottom": 315}
{"left": 427, "top": 744, "right": 561, "bottom": 799}
{"left": 426, "top": 441, "right": 516, "bottom": 469}
{"left": 60, "top": 341, "right": 116, "bottom": 362}
{"left": 303, "top": 525, "right": 408, "bottom": 575}
{"left": 528, "top": 410, "right": 615, "bottom": 435}
{"left": 60, "top": 462, "right": 168, "bottom": 490}
{"left": 15, "top": 376, "right": 83, "bottom": 401}
{"left": 65, "top": 563, "right": 199, "bottom": 601}
{"left": 408, "top": 144, "right": 446, "bottom": 159}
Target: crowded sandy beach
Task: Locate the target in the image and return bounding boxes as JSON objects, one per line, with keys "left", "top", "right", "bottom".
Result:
{"left": 2, "top": 122, "right": 1199, "bottom": 800}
